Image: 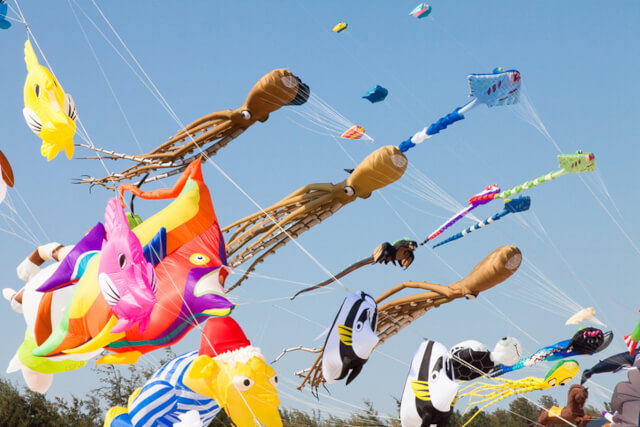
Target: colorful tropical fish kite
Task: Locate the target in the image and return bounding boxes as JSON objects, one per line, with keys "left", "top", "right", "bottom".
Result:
{"left": 409, "top": 3, "right": 432, "bottom": 19}
{"left": 433, "top": 196, "right": 531, "bottom": 248}
{"left": 22, "top": 40, "right": 77, "bottom": 161}
{"left": 399, "top": 67, "right": 521, "bottom": 153}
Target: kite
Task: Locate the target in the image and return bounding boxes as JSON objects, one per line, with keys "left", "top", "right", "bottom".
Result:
{"left": 222, "top": 145, "right": 408, "bottom": 290}
{"left": 624, "top": 315, "right": 640, "bottom": 355}
{"left": 97, "top": 198, "right": 157, "bottom": 334}
{"left": 291, "top": 245, "right": 521, "bottom": 392}
{"left": 321, "top": 292, "right": 378, "bottom": 386}
{"left": 566, "top": 307, "right": 598, "bottom": 325}
{"left": 0, "top": 149, "right": 15, "bottom": 204}
{"left": 400, "top": 340, "right": 458, "bottom": 427}
{"left": 449, "top": 338, "right": 522, "bottom": 381}
{"left": 332, "top": 22, "right": 347, "bottom": 33}
{"left": 433, "top": 196, "right": 531, "bottom": 249}
{"left": 459, "top": 360, "right": 580, "bottom": 426}
{"left": 536, "top": 384, "right": 590, "bottom": 426}
{"left": 423, "top": 184, "right": 500, "bottom": 244}
{"left": 5, "top": 160, "right": 235, "bottom": 393}
{"left": 22, "top": 40, "right": 77, "bottom": 161}
{"left": 581, "top": 349, "right": 640, "bottom": 384}
{"left": 0, "top": 0, "right": 10, "bottom": 29}
{"left": 409, "top": 3, "right": 432, "bottom": 19}
{"left": 77, "top": 69, "right": 309, "bottom": 188}
{"left": 425, "top": 151, "right": 595, "bottom": 245}
{"left": 362, "top": 85, "right": 388, "bottom": 103}
{"left": 605, "top": 356, "right": 640, "bottom": 426}
{"left": 340, "top": 125, "right": 366, "bottom": 140}
{"left": 105, "top": 317, "right": 282, "bottom": 427}
{"left": 490, "top": 328, "right": 613, "bottom": 377}
{"left": 291, "top": 238, "right": 417, "bottom": 299}
{"left": 398, "top": 67, "right": 521, "bottom": 153}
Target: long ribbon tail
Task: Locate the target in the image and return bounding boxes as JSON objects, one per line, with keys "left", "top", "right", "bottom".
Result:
{"left": 398, "top": 105, "right": 468, "bottom": 153}
{"left": 291, "top": 257, "right": 374, "bottom": 300}
{"left": 421, "top": 205, "right": 475, "bottom": 245}
{"left": 494, "top": 168, "right": 566, "bottom": 199}
{"left": 433, "top": 210, "right": 509, "bottom": 248}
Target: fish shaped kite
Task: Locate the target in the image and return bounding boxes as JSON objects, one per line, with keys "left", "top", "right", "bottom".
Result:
{"left": 332, "top": 22, "right": 348, "bottom": 33}
{"left": 22, "top": 40, "right": 77, "bottom": 161}
{"left": 433, "top": 196, "right": 531, "bottom": 248}
{"left": 399, "top": 67, "right": 521, "bottom": 153}
{"left": 341, "top": 125, "right": 366, "bottom": 140}
{"left": 362, "top": 85, "right": 388, "bottom": 103}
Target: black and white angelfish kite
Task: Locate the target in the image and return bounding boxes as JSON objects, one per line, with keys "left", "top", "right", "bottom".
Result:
{"left": 400, "top": 340, "right": 459, "bottom": 427}
{"left": 322, "top": 291, "right": 379, "bottom": 385}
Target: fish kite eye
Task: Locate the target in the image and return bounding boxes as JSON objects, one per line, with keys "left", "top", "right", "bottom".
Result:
{"left": 354, "top": 321, "right": 364, "bottom": 332}
{"left": 189, "top": 253, "right": 210, "bottom": 265}
{"left": 241, "top": 110, "right": 252, "bottom": 120}
{"left": 118, "top": 253, "right": 126, "bottom": 269}
{"left": 269, "top": 375, "right": 278, "bottom": 387}
{"left": 431, "top": 371, "right": 439, "bottom": 381}
{"left": 34, "top": 84, "right": 40, "bottom": 98}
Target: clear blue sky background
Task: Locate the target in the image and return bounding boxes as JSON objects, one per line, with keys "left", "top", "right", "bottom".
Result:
{"left": 0, "top": 0, "right": 639, "bottom": 422}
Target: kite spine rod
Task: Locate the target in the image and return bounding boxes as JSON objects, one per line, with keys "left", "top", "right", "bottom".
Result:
{"left": 494, "top": 169, "right": 567, "bottom": 199}
{"left": 432, "top": 209, "right": 509, "bottom": 248}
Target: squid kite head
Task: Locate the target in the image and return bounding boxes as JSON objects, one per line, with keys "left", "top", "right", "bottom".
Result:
{"left": 460, "top": 245, "right": 522, "bottom": 297}
{"left": 98, "top": 198, "right": 157, "bottom": 334}
{"left": 343, "top": 145, "right": 407, "bottom": 200}
{"left": 184, "top": 351, "right": 282, "bottom": 427}
{"left": 558, "top": 150, "right": 596, "bottom": 173}
{"left": 468, "top": 68, "right": 521, "bottom": 107}
{"left": 22, "top": 40, "right": 77, "bottom": 161}
{"left": 544, "top": 359, "right": 579, "bottom": 388}
{"left": 234, "top": 69, "right": 309, "bottom": 126}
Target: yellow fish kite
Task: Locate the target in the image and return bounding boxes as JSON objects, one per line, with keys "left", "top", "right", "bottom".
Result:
{"left": 22, "top": 40, "right": 77, "bottom": 161}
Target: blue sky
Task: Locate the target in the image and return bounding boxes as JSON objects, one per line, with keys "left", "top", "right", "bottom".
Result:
{"left": 0, "top": 0, "right": 639, "bottom": 422}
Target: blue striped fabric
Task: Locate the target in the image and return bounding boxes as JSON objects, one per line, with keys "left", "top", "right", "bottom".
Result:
{"left": 127, "top": 351, "right": 221, "bottom": 427}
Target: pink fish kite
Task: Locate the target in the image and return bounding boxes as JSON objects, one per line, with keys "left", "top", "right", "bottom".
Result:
{"left": 98, "top": 198, "right": 157, "bottom": 334}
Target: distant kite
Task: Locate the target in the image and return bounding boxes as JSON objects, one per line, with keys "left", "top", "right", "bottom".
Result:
{"left": 341, "top": 125, "right": 366, "bottom": 140}
{"left": 362, "top": 85, "right": 388, "bottom": 103}
{"left": 332, "top": 22, "right": 347, "bottom": 33}
{"left": 409, "top": 3, "right": 432, "bottom": 19}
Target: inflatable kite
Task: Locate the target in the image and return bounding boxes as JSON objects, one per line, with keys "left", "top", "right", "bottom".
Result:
{"left": 22, "top": 40, "right": 77, "bottom": 161}
{"left": 449, "top": 338, "right": 522, "bottom": 381}
{"left": 292, "top": 238, "right": 417, "bottom": 299}
{"left": 398, "top": 67, "right": 521, "bottom": 153}
{"left": 0, "top": 0, "right": 10, "bottom": 29}
{"left": 5, "top": 160, "right": 235, "bottom": 393}
{"left": 424, "top": 151, "right": 595, "bottom": 245}
{"left": 340, "top": 125, "right": 366, "bottom": 140}
{"left": 362, "top": 85, "right": 388, "bottom": 103}
{"left": 536, "top": 384, "right": 590, "bottom": 426}
{"left": 606, "top": 356, "right": 640, "bottom": 426}
{"left": 0, "top": 149, "right": 15, "bottom": 204}
{"left": 624, "top": 314, "right": 640, "bottom": 355}
{"left": 400, "top": 340, "right": 458, "bottom": 427}
{"left": 581, "top": 349, "right": 640, "bottom": 384}
{"left": 292, "top": 245, "right": 521, "bottom": 392}
{"left": 424, "top": 184, "right": 500, "bottom": 244}
{"left": 223, "top": 145, "right": 408, "bottom": 290}
{"left": 78, "top": 69, "right": 309, "bottom": 188}
{"left": 459, "top": 360, "right": 580, "bottom": 426}
{"left": 332, "top": 22, "right": 347, "bottom": 33}
{"left": 433, "top": 196, "right": 531, "bottom": 249}
{"left": 409, "top": 3, "right": 432, "bottom": 19}
{"left": 105, "top": 317, "right": 282, "bottom": 427}
{"left": 490, "top": 328, "right": 613, "bottom": 377}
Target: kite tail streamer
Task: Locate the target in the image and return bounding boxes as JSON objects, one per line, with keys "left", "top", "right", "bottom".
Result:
{"left": 494, "top": 169, "right": 566, "bottom": 199}
{"left": 398, "top": 108, "right": 465, "bottom": 152}
{"left": 432, "top": 210, "right": 509, "bottom": 248}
